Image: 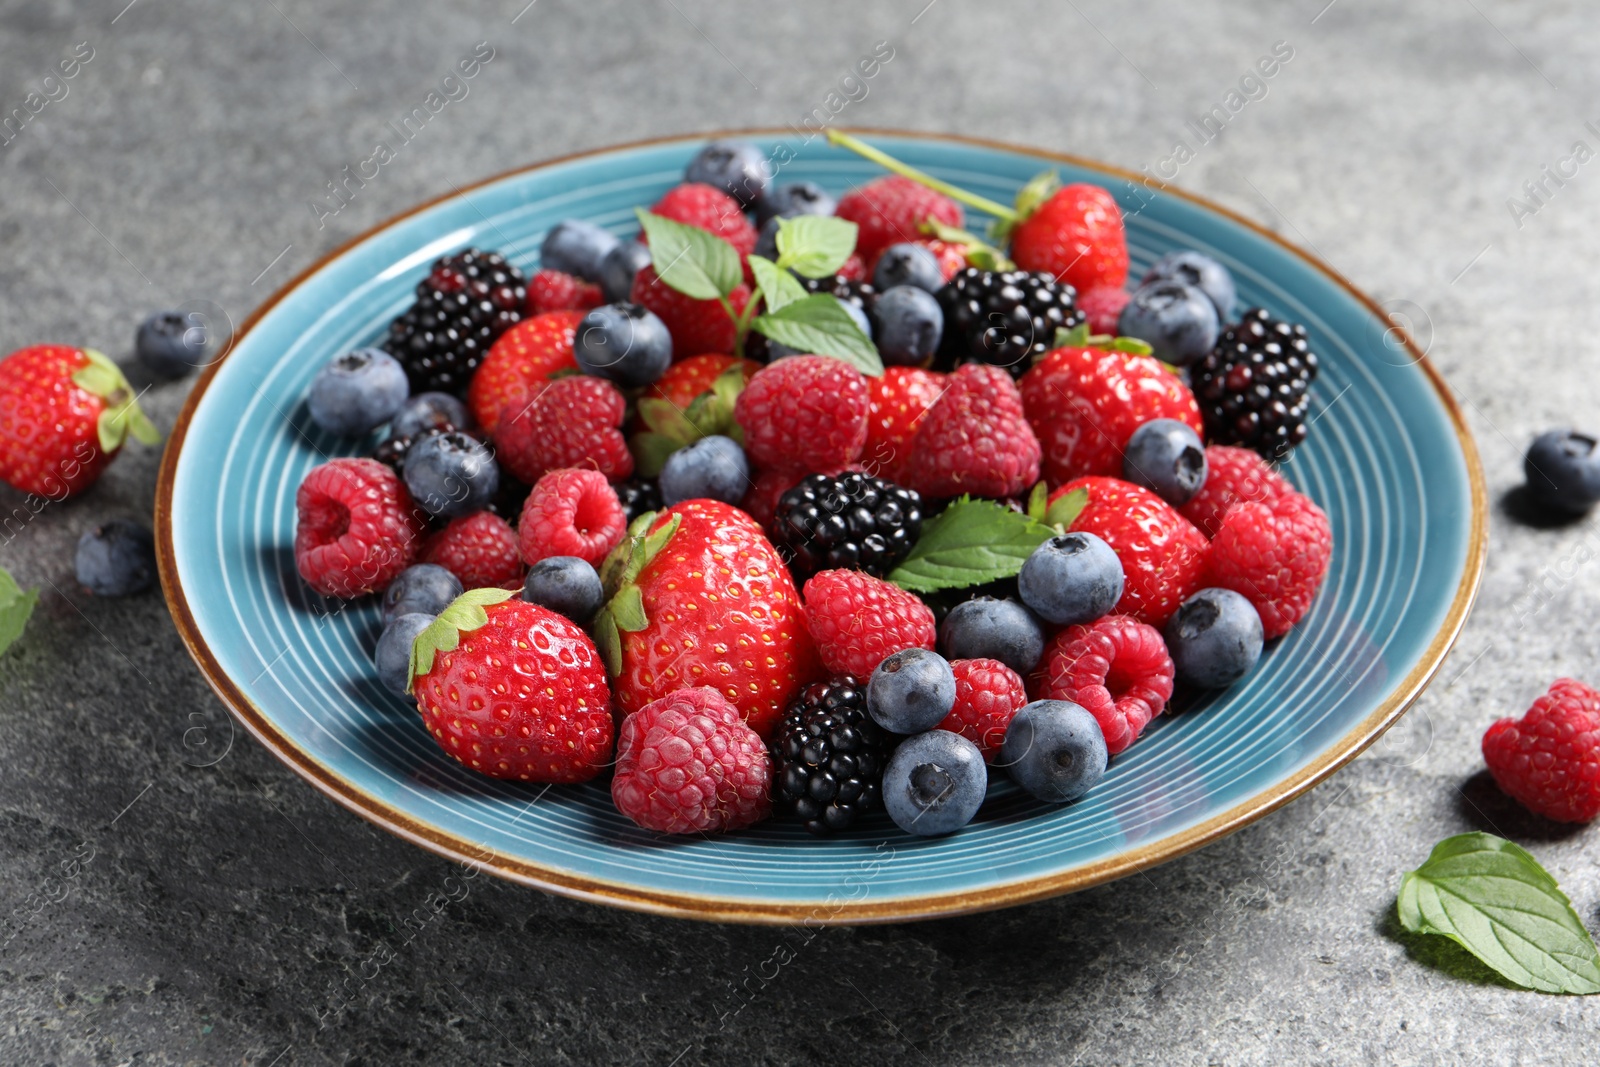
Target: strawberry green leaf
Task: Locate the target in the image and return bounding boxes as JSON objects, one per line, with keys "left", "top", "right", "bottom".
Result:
{"left": 637, "top": 398, "right": 699, "bottom": 442}
{"left": 919, "top": 219, "right": 1015, "bottom": 271}
{"left": 1108, "top": 336, "right": 1154, "bottom": 356}
{"left": 774, "top": 215, "right": 859, "bottom": 279}
{"left": 1398, "top": 833, "right": 1600, "bottom": 994}
{"left": 593, "top": 611, "right": 622, "bottom": 676}
{"left": 1044, "top": 487, "right": 1089, "bottom": 531}
{"left": 629, "top": 432, "right": 681, "bottom": 479}
{"left": 407, "top": 587, "right": 516, "bottom": 691}
{"left": 1052, "top": 323, "right": 1093, "bottom": 350}
{"left": 1026, "top": 482, "right": 1049, "bottom": 522}
{"left": 710, "top": 361, "right": 748, "bottom": 411}
{"left": 634, "top": 209, "right": 741, "bottom": 301}
{"left": 889, "top": 496, "right": 1054, "bottom": 593}
{"left": 610, "top": 584, "right": 648, "bottom": 633}
{"left": 1012, "top": 170, "right": 1061, "bottom": 221}
{"left": 751, "top": 295, "right": 883, "bottom": 377}
{"left": 747, "top": 254, "right": 808, "bottom": 314}
{"left": 0, "top": 566, "right": 39, "bottom": 658}
{"left": 73, "top": 349, "right": 161, "bottom": 452}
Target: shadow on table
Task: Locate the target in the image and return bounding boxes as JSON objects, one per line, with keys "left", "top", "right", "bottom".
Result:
{"left": 1453, "top": 770, "right": 1590, "bottom": 843}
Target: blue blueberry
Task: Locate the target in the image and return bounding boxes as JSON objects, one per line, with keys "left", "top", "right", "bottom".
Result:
{"left": 135, "top": 310, "right": 209, "bottom": 379}
{"left": 1122, "top": 418, "right": 1208, "bottom": 506}
{"left": 996, "top": 700, "right": 1108, "bottom": 803}
{"left": 867, "top": 648, "right": 957, "bottom": 734}
{"left": 540, "top": 219, "right": 620, "bottom": 282}
{"left": 1141, "top": 250, "right": 1236, "bottom": 319}
{"left": 382, "top": 563, "right": 462, "bottom": 623}
{"left": 599, "top": 241, "right": 652, "bottom": 303}
{"left": 1525, "top": 430, "right": 1600, "bottom": 514}
{"left": 872, "top": 243, "right": 944, "bottom": 293}
{"left": 882, "top": 730, "right": 987, "bottom": 836}
{"left": 74, "top": 519, "right": 156, "bottom": 597}
{"left": 755, "top": 180, "right": 836, "bottom": 227}
{"left": 753, "top": 217, "right": 782, "bottom": 262}
{"left": 575, "top": 303, "right": 673, "bottom": 387}
{"left": 376, "top": 612, "right": 434, "bottom": 696}
{"left": 1117, "top": 281, "right": 1220, "bottom": 367}
{"left": 403, "top": 430, "right": 499, "bottom": 518}
{"left": 307, "top": 348, "right": 409, "bottom": 436}
{"left": 521, "top": 556, "right": 605, "bottom": 625}
{"left": 390, "top": 392, "right": 468, "bottom": 439}
{"left": 1017, "top": 532, "right": 1124, "bottom": 626}
{"left": 1165, "top": 588, "right": 1264, "bottom": 688}
{"left": 685, "top": 139, "right": 771, "bottom": 209}
{"left": 659, "top": 435, "right": 749, "bottom": 507}
{"left": 874, "top": 285, "right": 943, "bottom": 366}
{"left": 938, "top": 597, "right": 1044, "bottom": 674}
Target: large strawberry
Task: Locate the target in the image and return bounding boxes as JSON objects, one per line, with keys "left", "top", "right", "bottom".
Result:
{"left": 1008, "top": 180, "right": 1129, "bottom": 292}
{"left": 0, "top": 345, "right": 159, "bottom": 498}
{"left": 467, "top": 310, "right": 582, "bottom": 434}
{"left": 907, "top": 363, "right": 1039, "bottom": 499}
{"left": 594, "top": 500, "right": 819, "bottom": 739}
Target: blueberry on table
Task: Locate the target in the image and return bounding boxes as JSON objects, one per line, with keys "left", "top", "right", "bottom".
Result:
{"left": 867, "top": 647, "right": 957, "bottom": 734}
{"left": 873, "top": 243, "right": 944, "bottom": 294}
{"left": 685, "top": 139, "right": 772, "bottom": 209}
{"left": 874, "top": 285, "right": 944, "bottom": 366}
{"left": 1017, "top": 531, "right": 1125, "bottom": 626}
{"left": 882, "top": 729, "right": 987, "bottom": 836}
{"left": 74, "top": 519, "right": 156, "bottom": 597}
{"left": 1122, "top": 417, "right": 1208, "bottom": 506}
{"left": 307, "top": 347, "right": 410, "bottom": 436}
{"left": 574, "top": 303, "right": 673, "bottom": 387}
{"left": 403, "top": 430, "right": 499, "bottom": 518}
{"left": 540, "top": 219, "right": 619, "bottom": 283}
{"left": 521, "top": 556, "right": 604, "bottom": 626}
{"left": 376, "top": 612, "right": 434, "bottom": 696}
{"left": 659, "top": 435, "right": 750, "bottom": 507}
{"left": 1525, "top": 429, "right": 1600, "bottom": 514}
{"left": 1118, "top": 281, "right": 1220, "bottom": 367}
{"left": 136, "top": 310, "right": 209, "bottom": 379}
{"left": 997, "top": 699, "right": 1108, "bottom": 803}
{"left": 382, "top": 563, "right": 462, "bottom": 623}
{"left": 756, "top": 180, "right": 837, "bottom": 227}
{"left": 938, "top": 596, "right": 1045, "bottom": 675}
{"left": 1164, "top": 587, "right": 1264, "bottom": 689}
{"left": 1140, "top": 250, "right": 1237, "bottom": 319}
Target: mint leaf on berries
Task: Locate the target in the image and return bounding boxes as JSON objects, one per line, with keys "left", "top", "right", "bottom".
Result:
{"left": 634, "top": 209, "right": 741, "bottom": 301}
{"left": 752, "top": 294, "right": 884, "bottom": 376}
{"left": 889, "top": 496, "right": 1053, "bottom": 593}
{"left": 1397, "top": 832, "right": 1600, "bottom": 995}
{"left": 746, "top": 254, "right": 808, "bottom": 314}
{"left": 0, "top": 567, "right": 39, "bottom": 657}
{"left": 773, "top": 215, "right": 858, "bottom": 279}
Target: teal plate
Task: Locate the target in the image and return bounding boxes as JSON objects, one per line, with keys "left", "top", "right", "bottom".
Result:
{"left": 157, "top": 131, "right": 1485, "bottom": 924}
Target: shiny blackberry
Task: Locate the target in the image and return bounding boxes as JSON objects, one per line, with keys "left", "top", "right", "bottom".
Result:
{"left": 1191, "top": 307, "right": 1320, "bottom": 460}
{"left": 773, "top": 677, "right": 893, "bottom": 835}
{"left": 935, "top": 267, "right": 1085, "bottom": 377}
{"left": 615, "top": 478, "right": 663, "bottom": 524}
{"left": 771, "top": 471, "right": 923, "bottom": 580}
{"left": 384, "top": 248, "right": 527, "bottom": 395}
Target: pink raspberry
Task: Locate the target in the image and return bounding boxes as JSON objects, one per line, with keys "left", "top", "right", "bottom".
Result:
{"left": 1030, "top": 614, "right": 1174, "bottom": 755}
{"left": 421, "top": 510, "right": 523, "bottom": 589}
{"left": 734, "top": 356, "right": 869, "bottom": 474}
{"left": 518, "top": 468, "right": 626, "bottom": 568}
{"left": 802, "top": 569, "right": 936, "bottom": 679}
{"left": 939, "top": 658, "right": 1028, "bottom": 762}
{"left": 1208, "top": 490, "right": 1332, "bottom": 639}
{"left": 1180, "top": 445, "right": 1294, "bottom": 540}
{"left": 1483, "top": 678, "right": 1600, "bottom": 823}
{"left": 1077, "top": 285, "right": 1131, "bottom": 335}
{"left": 294, "top": 458, "right": 424, "bottom": 597}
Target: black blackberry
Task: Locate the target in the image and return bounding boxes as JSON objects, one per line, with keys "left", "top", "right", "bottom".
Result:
{"left": 384, "top": 248, "right": 526, "bottom": 395}
{"left": 771, "top": 471, "right": 923, "bottom": 580}
{"left": 935, "top": 267, "right": 1085, "bottom": 377}
{"left": 1191, "top": 307, "right": 1320, "bottom": 460}
{"left": 772, "top": 677, "right": 893, "bottom": 835}
{"left": 615, "top": 478, "right": 663, "bottom": 524}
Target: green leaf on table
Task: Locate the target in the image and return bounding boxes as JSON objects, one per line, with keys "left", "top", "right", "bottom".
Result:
{"left": 1397, "top": 832, "right": 1600, "bottom": 995}
{"left": 889, "top": 496, "right": 1054, "bottom": 593}
{"left": 751, "top": 294, "right": 883, "bottom": 377}
{"left": 0, "top": 567, "right": 39, "bottom": 657}
{"left": 634, "top": 209, "right": 741, "bottom": 301}
{"left": 774, "top": 215, "right": 858, "bottom": 278}
{"left": 747, "top": 254, "right": 808, "bottom": 315}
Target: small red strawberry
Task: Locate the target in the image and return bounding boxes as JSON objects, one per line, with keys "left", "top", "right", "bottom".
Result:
{"left": 492, "top": 374, "right": 633, "bottom": 486}
{"left": 1077, "top": 286, "right": 1131, "bottom": 335}
{"left": 1008, "top": 182, "right": 1129, "bottom": 292}
{"left": 294, "top": 458, "right": 425, "bottom": 598}
{"left": 1208, "top": 490, "right": 1332, "bottom": 640}
{"left": 409, "top": 590, "right": 613, "bottom": 783}
{"left": 802, "top": 568, "right": 936, "bottom": 679}
{"left": 861, "top": 366, "right": 946, "bottom": 484}
{"left": 630, "top": 265, "right": 753, "bottom": 356}
{"left": 1180, "top": 445, "right": 1294, "bottom": 540}
{"left": 0, "top": 345, "right": 159, "bottom": 498}
{"left": 939, "top": 658, "right": 1029, "bottom": 762}
{"left": 835, "top": 175, "right": 963, "bottom": 262}
{"left": 467, "top": 310, "right": 582, "bottom": 434}
{"left": 907, "top": 363, "right": 1040, "bottom": 499}
{"left": 734, "top": 356, "right": 869, "bottom": 474}
{"left": 421, "top": 510, "right": 523, "bottom": 590}
{"left": 527, "top": 269, "right": 603, "bottom": 315}
{"left": 645, "top": 182, "right": 758, "bottom": 259}
{"left": 518, "top": 468, "right": 627, "bottom": 567}
{"left": 1483, "top": 678, "right": 1600, "bottom": 823}
{"left": 1030, "top": 614, "right": 1174, "bottom": 756}
{"left": 628, "top": 353, "right": 758, "bottom": 436}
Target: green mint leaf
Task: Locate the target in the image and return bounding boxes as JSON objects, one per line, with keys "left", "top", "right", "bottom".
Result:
{"left": 1026, "top": 482, "right": 1049, "bottom": 522}
{"left": 746, "top": 254, "right": 808, "bottom": 314}
{"left": 1397, "top": 832, "right": 1600, "bottom": 995}
{"left": 0, "top": 567, "right": 39, "bottom": 657}
{"left": 1044, "top": 487, "right": 1089, "bottom": 531}
{"left": 889, "top": 496, "right": 1054, "bottom": 593}
{"left": 634, "top": 209, "right": 741, "bottom": 301}
{"left": 407, "top": 587, "right": 516, "bottom": 691}
{"left": 751, "top": 295, "right": 883, "bottom": 377}
{"left": 774, "top": 216, "right": 859, "bottom": 278}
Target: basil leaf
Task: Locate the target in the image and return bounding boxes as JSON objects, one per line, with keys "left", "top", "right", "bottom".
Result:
{"left": 774, "top": 216, "right": 858, "bottom": 278}
{"left": 889, "top": 497, "right": 1054, "bottom": 593}
{"left": 751, "top": 295, "right": 883, "bottom": 377}
{"left": 746, "top": 254, "right": 807, "bottom": 314}
{"left": 634, "top": 209, "right": 741, "bottom": 301}
{"left": 0, "top": 567, "right": 39, "bottom": 657}
{"left": 1397, "top": 832, "right": 1600, "bottom": 995}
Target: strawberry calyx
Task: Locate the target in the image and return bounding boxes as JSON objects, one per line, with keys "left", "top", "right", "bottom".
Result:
{"left": 1044, "top": 487, "right": 1089, "bottom": 532}
{"left": 406, "top": 587, "right": 516, "bottom": 692}
{"left": 629, "top": 364, "right": 748, "bottom": 477}
{"left": 918, "top": 219, "right": 1015, "bottom": 272}
{"left": 1043, "top": 324, "right": 1157, "bottom": 369}
{"left": 71, "top": 349, "right": 162, "bottom": 453}
{"left": 592, "top": 510, "right": 683, "bottom": 675}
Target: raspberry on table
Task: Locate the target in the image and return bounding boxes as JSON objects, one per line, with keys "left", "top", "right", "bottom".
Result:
{"left": 1180, "top": 445, "right": 1294, "bottom": 540}
{"left": 420, "top": 510, "right": 523, "bottom": 590}
{"left": 1208, "top": 490, "right": 1332, "bottom": 640}
{"left": 803, "top": 568, "right": 936, "bottom": 679}
{"left": 939, "top": 658, "right": 1029, "bottom": 762}
{"left": 294, "top": 458, "right": 424, "bottom": 598}
{"left": 734, "top": 356, "right": 870, "bottom": 474}
{"left": 518, "top": 468, "right": 626, "bottom": 568}
{"left": 1482, "top": 678, "right": 1600, "bottom": 823}
{"left": 772, "top": 676, "right": 893, "bottom": 835}
{"left": 1030, "top": 614, "right": 1174, "bottom": 756}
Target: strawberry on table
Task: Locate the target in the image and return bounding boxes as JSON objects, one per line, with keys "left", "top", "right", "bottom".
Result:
{"left": 294, "top": 458, "right": 425, "bottom": 598}
{"left": 467, "top": 310, "right": 582, "bottom": 434}
{"left": 907, "top": 363, "right": 1040, "bottom": 500}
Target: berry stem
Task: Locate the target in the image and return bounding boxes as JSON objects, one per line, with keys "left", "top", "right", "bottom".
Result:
{"left": 825, "top": 130, "right": 1019, "bottom": 223}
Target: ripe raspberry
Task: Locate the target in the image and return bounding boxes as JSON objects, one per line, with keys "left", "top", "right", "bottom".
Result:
{"left": 492, "top": 374, "right": 633, "bottom": 485}
{"left": 611, "top": 687, "right": 772, "bottom": 834}
{"left": 1180, "top": 445, "right": 1294, "bottom": 540}
{"left": 647, "top": 182, "right": 758, "bottom": 259}
{"left": 835, "top": 175, "right": 963, "bottom": 262}
{"left": 908, "top": 363, "right": 1040, "bottom": 499}
{"left": 421, "top": 510, "right": 522, "bottom": 589}
{"left": 1009, "top": 183, "right": 1129, "bottom": 292}
{"left": 939, "top": 658, "right": 1028, "bottom": 762}
{"left": 293, "top": 458, "right": 424, "bottom": 598}
{"left": 734, "top": 356, "right": 869, "bottom": 474}
{"left": 1483, "top": 678, "right": 1600, "bottom": 823}
{"left": 1209, "top": 491, "right": 1332, "bottom": 640}
{"left": 862, "top": 367, "right": 946, "bottom": 484}
{"left": 803, "top": 568, "right": 936, "bottom": 679}
{"left": 1030, "top": 615, "right": 1174, "bottom": 755}
{"left": 518, "top": 468, "right": 627, "bottom": 568}
{"left": 467, "top": 310, "right": 582, "bottom": 434}
{"left": 1077, "top": 285, "right": 1131, "bottom": 335}
{"left": 630, "top": 265, "right": 752, "bottom": 356}
{"left": 836, "top": 253, "right": 868, "bottom": 283}
{"left": 527, "top": 269, "right": 603, "bottom": 315}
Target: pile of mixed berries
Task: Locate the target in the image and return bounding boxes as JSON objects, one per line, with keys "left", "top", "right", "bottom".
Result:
{"left": 287, "top": 134, "right": 1340, "bottom": 839}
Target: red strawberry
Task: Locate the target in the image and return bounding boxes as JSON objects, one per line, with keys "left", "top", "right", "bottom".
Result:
{"left": 1483, "top": 678, "right": 1600, "bottom": 823}
{"left": 294, "top": 458, "right": 425, "bottom": 597}
{"left": 421, "top": 510, "right": 523, "bottom": 590}
{"left": 467, "top": 310, "right": 582, "bottom": 434}
{"left": 835, "top": 175, "right": 963, "bottom": 262}
{"left": 596, "top": 500, "right": 818, "bottom": 739}
{"left": 628, "top": 353, "right": 758, "bottom": 436}
{"left": 630, "top": 265, "right": 753, "bottom": 356}
{"left": 1180, "top": 445, "right": 1294, "bottom": 540}
{"left": 862, "top": 366, "right": 946, "bottom": 484}
{"left": 492, "top": 374, "right": 633, "bottom": 485}
{"left": 907, "top": 363, "right": 1040, "bottom": 499}
{"left": 527, "top": 269, "right": 602, "bottom": 315}
{"left": 1077, "top": 285, "right": 1131, "bottom": 335}
{"left": 1049, "top": 476, "right": 1209, "bottom": 628}
{"left": 1021, "top": 343, "right": 1203, "bottom": 485}
{"left": 409, "top": 591, "right": 613, "bottom": 783}
{"left": 1030, "top": 614, "right": 1174, "bottom": 755}
{"left": 1009, "top": 183, "right": 1128, "bottom": 292}
{"left": 518, "top": 468, "right": 627, "bottom": 568}
{"left": 802, "top": 569, "right": 936, "bottom": 679}
{"left": 0, "top": 345, "right": 159, "bottom": 498}
{"left": 646, "top": 182, "right": 758, "bottom": 259}
{"left": 734, "top": 356, "right": 869, "bottom": 474}
{"left": 939, "top": 658, "right": 1028, "bottom": 762}
{"left": 1208, "top": 490, "right": 1332, "bottom": 639}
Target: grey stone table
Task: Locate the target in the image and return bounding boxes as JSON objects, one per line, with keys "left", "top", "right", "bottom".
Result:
{"left": 1, "top": 1, "right": 1596, "bottom": 1062}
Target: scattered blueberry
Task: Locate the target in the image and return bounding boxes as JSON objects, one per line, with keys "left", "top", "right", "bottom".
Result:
{"left": 540, "top": 219, "right": 620, "bottom": 282}
{"left": 874, "top": 285, "right": 944, "bottom": 366}
{"left": 599, "top": 241, "right": 652, "bottom": 303}
{"left": 74, "top": 519, "right": 156, "bottom": 597}
{"left": 1117, "top": 281, "right": 1220, "bottom": 367}
{"left": 938, "top": 596, "right": 1045, "bottom": 675}
{"left": 882, "top": 730, "right": 987, "bottom": 836}
{"left": 403, "top": 430, "right": 499, "bottom": 517}
{"left": 872, "top": 243, "right": 944, "bottom": 293}
{"left": 135, "top": 310, "right": 209, "bottom": 379}
{"left": 867, "top": 648, "right": 957, "bottom": 734}
{"left": 382, "top": 563, "right": 462, "bottom": 623}
{"left": 1524, "top": 429, "right": 1600, "bottom": 514}
{"left": 1122, "top": 418, "right": 1208, "bottom": 506}
{"left": 390, "top": 391, "right": 468, "bottom": 439}
{"left": 755, "top": 180, "right": 837, "bottom": 227}
{"left": 376, "top": 612, "right": 433, "bottom": 696}
{"left": 1164, "top": 587, "right": 1264, "bottom": 689}
{"left": 1141, "top": 250, "right": 1236, "bottom": 319}
{"left": 659, "top": 435, "right": 749, "bottom": 507}
{"left": 996, "top": 700, "right": 1108, "bottom": 803}
{"left": 685, "top": 139, "right": 771, "bottom": 208}
{"left": 522, "top": 556, "right": 605, "bottom": 625}
{"left": 575, "top": 303, "right": 673, "bottom": 387}
{"left": 306, "top": 348, "right": 409, "bottom": 437}
{"left": 1017, "top": 532, "right": 1125, "bottom": 626}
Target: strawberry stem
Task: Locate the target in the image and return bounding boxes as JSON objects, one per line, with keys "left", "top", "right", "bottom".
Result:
{"left": 826, "top": 130, "right": 1019, "bottom": 222}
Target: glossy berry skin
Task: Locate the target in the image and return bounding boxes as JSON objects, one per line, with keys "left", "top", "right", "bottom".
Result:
{"left": 1165, "top": 587, "right": 1264, "bottom": 689}
{"left": 772, "top": 676, "right": 892, "bottom": 835}
{"left": 647, "top": 183, "right": 758, "bottom": 258}
{"left": 294, "top": 458, "right": 424, "bottom": 598}
{"left": 756, "top": 180, "right": 836, "bottom": 227}
{"left": 934, "top": 268, "right": 1085, "bottom": 377}
{"left": 518, "top": 468, "right": 626, "bottom": 568}
{"left": 868, "top": 648, "right": 957, "bottom": 734}
{"left": 1482, "top": 678, "right": 1600, "bottom": 823}
{"left": 882, "top": 730, "right": 987, "bottom": 836}
{"left": 382, "top": 563, "right": 463, "bottom": 623}
{"left": 873, "top": 243, "right": 945, "bottom": 293}
{"left": 527, "top": 269, "right": 603, "bottom": 315}
{"left": 874, "top": 285, "right": 944, "bottom": 366}
{"left": 540, "top": 219, "right": 620, "bottom": 282}
{"left": 391, "top": 392, "right": 468, "bottom": 440}
{"left": 74, "top": 520, "right": 156, "bottom": 596}
{"left": 836, "top": 175, "right": 964, "bottom": 262}
{"left": 1141, "top": 250, "right": 1236, "bottom": 319}
{"left": 685, "top": 140, "right": 772, "bottom": 208}
{"left": 467, "top": 310, "right": 582, "bottom": 434}
{"left": 0, "top": 345, "right": 145, "bottom": 499}
{"left": 1030, "top": 614, "right": 1175, "bottom": 756}
{"left": 135, "top": 310, "right": 208, "bottom": 379}
{"left": 771, "top": 470, "right": 924, "bottom": 580}
{"left": 612, "top": 687, "right": 772, "bottom": 834}
{"left": 521, "top": 555, "right": 604, "bottom": 626}
{"left": 639, "top": 354, "right": 758, "bottom": 419}
{"left": 1180, "top": 445, "right": 1293, "bottom": 539}
{"left": 1209, "top": 491, "right": 1333, "bottom": 640}
{"left": 907, "top": 363, "right": 1040, "bottom": 500}
{"left": 574, "top": 302, "right": 673, "bottom": 387}
{"left": 1524, "top": 430, "right": 1600, "bottom": 514}
{"left": 659, "top": 435, "right": 749, "bottom": 507}
{"left": 375, "top": 612, "right": 433, "bottom": 696}
{"left": 804, "top": 568, "right": 937, "bottom": 679}
{"left": 385, "top": 248, "right": 526, "bottom": 395}
{"left": 492, "top": 374, "right": 633, "bottom": 486}
{"left": 1009, "top": 183, "right": 1129, "bottom": 292}
{"left": 307, "top": 348, "right": 410, "bottom": 436}
{"left": 735, "top": 356, "right": 870, "bottom": 474}
{"left": 615, "top": 478, "right": 664, "bottom": 524}
{"left": 862, "top": 367, "right": 945, "bottom": 484}
{"left": 599, "top": 241, "right": 652, "bottom": 304}
{"left": 421, "top": 511, "right": 523, "bottom": 590}
{"left": 630, "top": 265, "right": 751, "bottom": 357}
{"left": 1122, "top": 417, "right": 1208, "bottom": 507}
{"left": 1077, "top": 285, "right": 1131, "bottom": 335}
{"left": 413, "top": 599, "right": 614, "bottom": 783}
{"left": 403, "top": 430, "right": 499, "bottom": 518}
{"left": 938, "top": 596, "right": 1044, "bottom": 674}
{"left": 1018, "top": 532, "right": 1125, "bottom": 627}
{"left": 938, "top": 658, "right": 1029, "bottom": 762}
{"left": 1191, "top": 308, "right": 1319, "bottom": 460}
{"left": 1117, "top": 282, "right": 1220, "bottom": 368}
{"left": 997, "top": 699, "right": 1108, "bottom": 803}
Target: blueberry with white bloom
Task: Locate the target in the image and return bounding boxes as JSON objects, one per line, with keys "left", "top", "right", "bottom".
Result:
{"left": 867, "top": 648, "right": 957, "bottom": 734}
{"left": 882, "top": 730, "right": 987, "bottom": 836}
{"left": 403, "top": 431, "right": 498, "bottom": 518}
{"left": 685, "top": 139, "right": 771, "bottom": 208}
{"left": 575, "top": 303, "right": 673, "bottom": 387}
{"left": 75, "top": 520, "right": 156, "bottom": 597}
{"left": 382, "top": 563, "right": 462, "bottom": 623}
{"left": 874, "top": 285, "right": 943, "bottom": 366}
{"left": 756, "top": 181, "right": 836, "bottom": 227}
{"left": 1018, "top": 532, "right": 1124, "bottom": 626}
{"left": 1164, "top": 588, "right": 1264, "bottom": 688}
{"left": 390, "top": 391, "right": 468, "bottom": 439}
{"left": 1525, "top": 429, "right": 1600, "bottom": 514}
{"left": 659, "top": 435, "right": 750, "bottom": 507}
{"left": 1122, "top": 418, "right": 1208, "bottom": 506}
{"left": 997, "top": 700, "right": 1108, "bottom": 803}
{"left": 1140, "top": 250, "right": 1237, "bottom": 319}
{"left": 599, "top": 241, "right": 652, "bottom": 303}
{"left": 307, "top": 348, "right": 409, "bottom": 436}
{"left": 135, "top": 310, "right": 210, "bottom": 379}
{"left": 522, "top": 556, "right": 605, "bottom": 626}
{"left": 872, "top": 243, "right": 943, "bottom": 293}
{"left": 938, "top": 596, "right": 1044, "bottom": 674}
{"left": 376, "top": 612, "right": 434, "bottom": 696}
{"left": 541, "top": 219, "right": 620, "bottom": 282}
{"left": 1118, "top": 281, "right": 1219, "bottom": 367}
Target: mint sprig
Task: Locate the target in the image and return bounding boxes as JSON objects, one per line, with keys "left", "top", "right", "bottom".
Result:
{"left": 773, "top": 215, "right": 857, "bottom": 279}
{"left": 0, "top": 567, "right": 39, "bottom": 657}
{"left": 634, "top": 209, "right": 741, "bottom": 301}
{"left": 888, "top": 496, "right": 1054, "bottom": 593}
{"left": 751, "top": 295, "right": 883, "bottom": 376}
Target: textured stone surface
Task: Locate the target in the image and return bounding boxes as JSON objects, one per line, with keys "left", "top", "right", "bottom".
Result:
{"left": 2, "top": 0, "right": 1598, "bottom": 1063}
